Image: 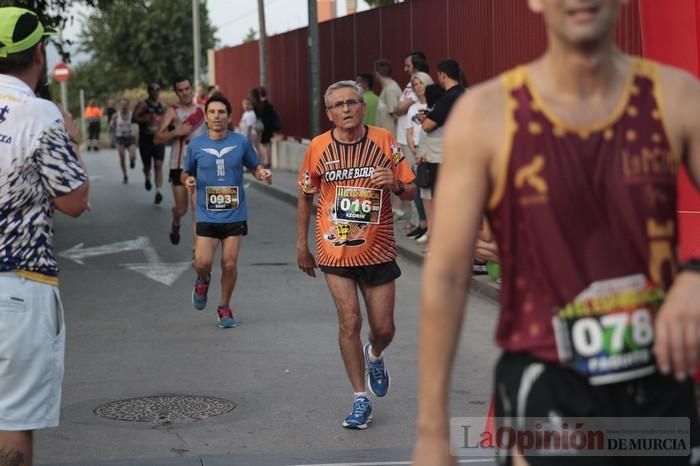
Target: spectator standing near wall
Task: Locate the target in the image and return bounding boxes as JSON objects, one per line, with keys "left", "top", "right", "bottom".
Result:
{"left": 356, "top": 73, "right": 379, "bottom": 126}
{"left": 373, "top": 59, "right": 402, "bottom": 137}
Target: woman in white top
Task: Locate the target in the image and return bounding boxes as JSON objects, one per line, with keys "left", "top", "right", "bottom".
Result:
{"left": 110, "top": 97, "right": 137, "bottom": 184}
{"left": 406, "top": 72, "right": 433, "bottom": 243}
{"left": 238, "top": 98, "right": 258, "bottom": 147}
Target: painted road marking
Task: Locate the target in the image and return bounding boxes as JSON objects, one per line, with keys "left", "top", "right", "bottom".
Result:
{"left": 59, "top": 236, "right": 191, "bottom": 286}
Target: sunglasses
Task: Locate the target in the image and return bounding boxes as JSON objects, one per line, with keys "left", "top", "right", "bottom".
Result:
{"left": 327, "top": 98, "right": 363, "bottom": 110}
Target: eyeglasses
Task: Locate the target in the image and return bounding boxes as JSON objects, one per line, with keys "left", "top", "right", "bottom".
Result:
{"left": 327, "top": 98, "right": 363, "bottom": 110}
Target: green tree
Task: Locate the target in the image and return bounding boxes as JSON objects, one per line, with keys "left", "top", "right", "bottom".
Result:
{"left": 243, "top": 27, "right": 257, "bottom": 43}
{"left": 78, "top": 0, "right": 217, "bottom": 92}
{"left": 0, "top": 0, "right": 114, "bottom": 60}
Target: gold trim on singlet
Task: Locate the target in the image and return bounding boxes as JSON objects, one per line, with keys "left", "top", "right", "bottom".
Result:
{"left": 639, "top": 59, "right": 681, "bottom": 164}
{"left": 15, "top": 270, "right": 59, "bottom": 286}
{"left": 523, "top": 57, "right": 639, "bottom": 137}
{"left": 488, "top": 67, "right": 525, "bottom": 210}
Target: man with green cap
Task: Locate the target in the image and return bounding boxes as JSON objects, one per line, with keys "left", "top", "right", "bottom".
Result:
{"left": 0, "top": 7, "right": 89, "bottom": 464}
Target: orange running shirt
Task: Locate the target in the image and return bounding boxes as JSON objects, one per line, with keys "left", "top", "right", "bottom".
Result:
{"left": 298, "top": 125, "right": 415, "bottom": 267}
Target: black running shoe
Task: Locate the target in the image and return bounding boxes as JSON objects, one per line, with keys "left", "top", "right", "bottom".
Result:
{"left": 154, "top": 192, "right": 163, "bottom": 205}
{"left": 130, "top": 159, "right": 136, "bottom": 169}
{"left": 145, "top": 178, "right": 152, "bottom": 191}
{"left": 169, "top": 222, "right": 181, "bottom": 245}
{"left": 406, "top": 226, "right": 427, "bottom": 238}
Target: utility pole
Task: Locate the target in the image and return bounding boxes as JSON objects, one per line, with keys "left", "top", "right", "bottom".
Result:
{"left": 308, "top": 0, "right": 321, "bottom": 136}
{"left": 192, "top": 0, "right": 201, "bottom": 89}
{"left": 257, "top": 0, "right": 269, "bottom": 89}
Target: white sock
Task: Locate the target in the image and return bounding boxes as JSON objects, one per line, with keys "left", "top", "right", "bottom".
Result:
{"left": 354, "top": 391, "right": 369, "bottom": 400}
{"left": 367, "top": 344, "right": 383, "bottom": 361}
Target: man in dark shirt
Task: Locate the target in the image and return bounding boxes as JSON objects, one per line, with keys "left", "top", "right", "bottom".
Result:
{"left": 104, "top": 98, "right": 117, "bottom": 148}
{"left": 418, "top": 59, "right": 465, "bottom": 132}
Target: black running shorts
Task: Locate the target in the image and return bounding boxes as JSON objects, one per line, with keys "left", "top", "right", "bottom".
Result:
{"left": 116, "top": 136, "right": 135, "bottom": 147}
{"left": 138, "top": 135, "right": 165, "bottom": 165}
{"left": 493, "top": 352, "right": 700, "bottom": 466}
{"left": 320, "top": 260, "right": 401, "bottom": 287}
{"left": 196, "top": 221, "right": 248, "bottom": 239}
{"left": 169, "top": 169, "right": 183, "bottom": 186}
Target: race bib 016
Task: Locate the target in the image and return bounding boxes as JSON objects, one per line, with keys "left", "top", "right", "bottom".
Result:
{"left": 553, "top": 274, "right": 665, "bottom": 385}
{"left": 206, "top": 186, "right": 239, "bottom": 211}
{"left": 334, "top": 186, "right": 382, "bottom": 224}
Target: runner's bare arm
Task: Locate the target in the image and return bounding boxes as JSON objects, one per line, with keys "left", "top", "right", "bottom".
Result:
{"left": 296, "top": 192, "right": 317, "bottom": 277}
{"left": 180, "top": 170, "right": 192, "bottom": 185}
{"left": 182, "top": 174, "right": 195, "bottom": 194}
{"left": 396, "top": 182, "right": 417, "bottom": 201}
{"left": 412, "top": 79, "right": 506, "bottom": 466}
{"left": 253, "top": 165, "right": 272, "bottom": 184}
{"left": 153, "top": 107, "right": 190, "bottom": 144}
{"left": 370, "top": 166, "right": 416, "bottom": 201}
{"left": 132, "top": 101, "right": 148, "bottom": 123}
{"left": 653, "top": 65, "right": 700, "bottom": 380}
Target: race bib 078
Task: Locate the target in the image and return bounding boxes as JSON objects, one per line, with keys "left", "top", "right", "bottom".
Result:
{"left": 206, "top": 186, "right": 239, "bottom": 211}
{"left": 334, "top": 186, "right": 382, "bottom": 224}
{"left": 553, "top": 274, "right": 665, "bottom": 385}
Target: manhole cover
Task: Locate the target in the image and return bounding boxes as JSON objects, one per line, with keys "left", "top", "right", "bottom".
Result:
{"left": 94, "top": 395, "right": 236, "bottom": 425}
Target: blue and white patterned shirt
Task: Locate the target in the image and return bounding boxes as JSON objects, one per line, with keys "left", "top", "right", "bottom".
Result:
{"left": 0, "top": 74, "right": 87, "bottom": 282}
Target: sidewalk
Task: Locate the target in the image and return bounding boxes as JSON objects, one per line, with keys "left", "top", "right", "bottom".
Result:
{"left": 248, "top": 169, "right": 500, "bottom": 302}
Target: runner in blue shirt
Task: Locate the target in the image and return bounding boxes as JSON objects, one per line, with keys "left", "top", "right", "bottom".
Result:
{"left": 182, "top": 94, "right": 271, "bottom": 328}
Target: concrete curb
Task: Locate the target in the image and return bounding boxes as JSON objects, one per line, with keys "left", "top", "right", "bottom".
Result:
{"left": 247, "top": 177, "right": 500, "bottom": 303}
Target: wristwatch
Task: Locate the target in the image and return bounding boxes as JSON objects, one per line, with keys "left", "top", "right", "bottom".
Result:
{"left": 679, "top": 258, "right": 700, "bottom": 274}
{"left": 392, "top": 180, "right": 405, "bottom": 195}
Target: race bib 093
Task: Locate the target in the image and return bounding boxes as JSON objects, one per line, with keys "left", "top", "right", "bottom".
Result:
{"left": 206, "top": 186, "right": 239, "bottom": 211}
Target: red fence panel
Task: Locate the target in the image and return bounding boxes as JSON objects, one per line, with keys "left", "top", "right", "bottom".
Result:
{"left": 354, "top": 8, "right": 382, "bottom": 87}
{"left": 214, "top": 0, "right": 643, "bottom": 140}
{"left": 447, "top": 0, "right": 493, "bottom": 84}
{"left": 638, "top": 0, "right": 700, "bottom": 260}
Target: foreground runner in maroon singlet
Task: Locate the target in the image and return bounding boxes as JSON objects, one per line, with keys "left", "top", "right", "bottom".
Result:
{"left": 413, "top": 1, "right": 700, "bottom": 465}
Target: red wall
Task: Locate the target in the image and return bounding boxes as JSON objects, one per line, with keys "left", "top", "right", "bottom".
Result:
{"left": 214, "top": 0, "right": 699, "bottom": 258}
{"left": 639, "top": 0, "right": 700, "bottom": 260}
{"left": 214, "top": 0, "right": 642, "bottom": 139}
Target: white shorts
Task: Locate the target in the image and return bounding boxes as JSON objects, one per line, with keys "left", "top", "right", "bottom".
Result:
{"left": 0, "top": 273, "right": 65, "bottom": 430}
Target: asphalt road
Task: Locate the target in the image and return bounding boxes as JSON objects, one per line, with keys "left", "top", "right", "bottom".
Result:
{"left": 36, "top": 149, "right": 500, "bottom": 466}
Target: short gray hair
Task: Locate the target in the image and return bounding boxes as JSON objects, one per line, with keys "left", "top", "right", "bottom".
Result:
{"left": 324, "top": 80, "right": 364, "bottom": 108}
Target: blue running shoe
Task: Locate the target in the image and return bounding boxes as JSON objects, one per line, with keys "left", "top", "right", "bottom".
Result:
{"left": 192, "top": 276, "right": 209, "bottom": 310}
{"left": 217, "top": 306, "right": 237, "bottom": 329}
{"left": 342, "top": 396, "right": 373, "bottom": 429}
{"left": 364, "top": 343, "right": 390, "bottom": 397}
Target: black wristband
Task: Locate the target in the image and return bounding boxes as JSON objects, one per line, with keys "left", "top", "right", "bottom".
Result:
{"left": 679, "top": 259, "right": 700, "bottom": 273}
{"left": 392, "top": 180, "right": 405, "bottom": 195}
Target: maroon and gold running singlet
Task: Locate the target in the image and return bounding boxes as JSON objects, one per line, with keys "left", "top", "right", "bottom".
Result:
{"left": 487, "top": 58, "right": 680, "bottom": 385}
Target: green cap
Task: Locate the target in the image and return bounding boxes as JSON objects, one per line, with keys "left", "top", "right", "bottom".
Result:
{"left": 0, "top": 7, "right": 56, "bottom": 58}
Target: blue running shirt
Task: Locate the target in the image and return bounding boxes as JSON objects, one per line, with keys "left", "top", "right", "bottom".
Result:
{"left": 184, "top": 132, "right": 260, "bottom": 224}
